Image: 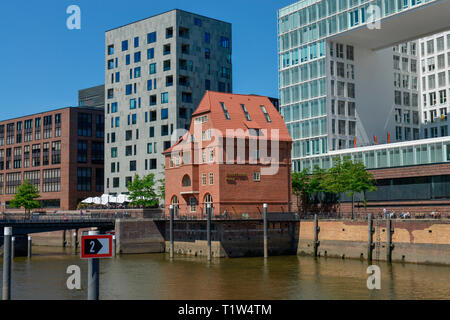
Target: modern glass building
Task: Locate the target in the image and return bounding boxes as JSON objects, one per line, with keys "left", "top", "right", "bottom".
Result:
{"left": 298, "top": 135, "right": 450, "bottom": 171}
{"left": 277, "top": 0, "right": 450, "bottom": 172}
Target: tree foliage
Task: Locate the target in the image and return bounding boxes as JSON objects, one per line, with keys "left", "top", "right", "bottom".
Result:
{"left": 9, "top": 180, "right": 41, "bottom": 215}
{"left": 127, "top": 174, "right": 159, "bottom": 208}
{"left": 292, "top": 158, "right": 377, "bottom": 217}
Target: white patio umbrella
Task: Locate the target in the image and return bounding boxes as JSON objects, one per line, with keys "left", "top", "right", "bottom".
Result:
{"left": 92, "top": 197, "right": 102, "bottom": 205}
{"left": 101, "top": 194, "right": 113, "bottom": 205}
{"left": 108, "top": 196, "right": 119, "bottom": 204}
{"left": 81, "top": 197, "right": 94, "bottom": 204}
{"left": 117, "top": 194, "right": 131, "bottom": 204}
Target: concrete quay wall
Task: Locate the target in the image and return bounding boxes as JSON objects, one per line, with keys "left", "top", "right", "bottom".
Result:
{"left": 298, "top": 219, "right": 450, "bottom": 265}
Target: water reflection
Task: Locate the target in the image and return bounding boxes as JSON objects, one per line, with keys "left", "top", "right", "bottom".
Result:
{"left": 0, "top": 247, "right": 448, "bottom": 300}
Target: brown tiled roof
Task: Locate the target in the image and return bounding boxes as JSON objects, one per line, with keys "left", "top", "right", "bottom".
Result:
{"left": 164, "top": 91, "right": 292, "bottom": 154}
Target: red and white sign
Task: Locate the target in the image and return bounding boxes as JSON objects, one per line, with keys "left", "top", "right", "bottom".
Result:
{"left": 81, "top": 235, "right": 113, "bottom": 259}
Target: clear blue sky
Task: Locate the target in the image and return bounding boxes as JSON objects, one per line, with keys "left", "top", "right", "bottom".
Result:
{"left": 0, "top": 0, "right": 294, "bottom": 120}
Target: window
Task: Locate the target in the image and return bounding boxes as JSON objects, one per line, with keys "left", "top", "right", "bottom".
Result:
{"left": 161, "top": 92, "right": 169, "bottom": 104}
{"left": 134, "top": 51, "right": 141, "bottom": 63}
{"left": 166, "top": 75, "right": 173, "bottom": 87}
{"left": 161, "top": 109, "right": 168, "bottom": 120}
{"left": 346, "top": 45, "right": 354, "bottom": 60}
{"left": 77, "top": 113, "right": 92, "bottom": 137}
{"left": 130, "top": 98, "right": 137, "bottom": 110}
{"left": 149, "top": 95, "right": 157, "bottom": 106}
{"left": 134, "top": 36, "right": 139, "bottom": 48}
{"left": 220, "top": 37, "right": 230, "bottom": 48}
{"left": 107, "top": 44, "right": 114, "bottom": 55}
{"left": 253, "top": 172, "right": 261, "bottom": 182}
{"left": 149, "top": 158, "right": 157, "bottom": 170}
{"left": 166, "top": 27, "right": 173, "bottom": 39}
{"left": 122, "top": 40, "right": 128, "bottom": 51}
{"left": 205, "top": 32, "right": 210, "bottom": 43}
{"left": 43, "top": 169, "right": 60, "bottom": 193}
{"left": 111, "top": 147, "right": 118, "bottom": 158}
{"left": 182, "top": 92, "right": 192, "bottom": 103}
{"left": 147, "top": 48, "right": 154, "bottom": 60}
{"left": 107, "top": 59, "right": 114, "bottom": 70}
{"left": 163, "top": 44, "right": 171, "bottom": 55}
{"left": 241, "top": 104, "right": 251, "bottom": 121}
{"left": 161, "top": 125, "right": 169, "bottom": 136}
{"left": 205, "top": 48, "right": 210, "bottom": 59}
{"left": 260, "top": 105, "right": 271, "bottom": 122}
{"left": 149, "top": 63, "right": 156, "bottom": 74}
{"left": 194, "top": 17, "right": 202, "bottom": 26}
{"left": 130, "top": 160, "right": 137, "bottom": 172}
{"left": 134, "top": 67, "right": 141, "bottom": 78}
{"left": 77, "top": 141, "right": 87, "bottom": 163}
{"left": 77, "top": 167, "right": 92, "bottom": 191}
{"left": 163, "top": 60, "right": 171, "bottom": 71}
{"left": 126, "top": 54, "right": 130, "bottom": 65}
{"left": 220, "top": 102, "right": 231, "bottom": 120}
{"left": 209, "top": 173, "right": 214, "bottom": 185}
{"left": 147, "top": 32, "right": 157, "bottom": 44}
{"left": 189, "top": 197, "right": 197, "bottom": 212}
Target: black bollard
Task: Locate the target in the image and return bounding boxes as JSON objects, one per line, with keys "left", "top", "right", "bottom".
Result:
{"left": 368, "top": 213, "right": 374, "bottom": 262}
{"left": 169, "top": 205, "right": 174, "bottom": 259}
{"left": 263, "top": 203, "right": 268, "bottom": 258}
{"left": 2, "top": 227, "right": 12, "bottom": 300}
{"left": 207, "top": 204, "right": 212, "bottom": 261}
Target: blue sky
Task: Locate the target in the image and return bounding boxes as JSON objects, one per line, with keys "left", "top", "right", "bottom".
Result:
{"left": 0, "top": 0, "right": 294, "bottom": 120}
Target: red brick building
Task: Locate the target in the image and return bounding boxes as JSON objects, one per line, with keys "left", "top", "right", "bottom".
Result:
{"left": 164, "top": 91, "right": 292, "bottom": 218}
{"left": 0, "top": 107, "right": 104, "bottom": 211}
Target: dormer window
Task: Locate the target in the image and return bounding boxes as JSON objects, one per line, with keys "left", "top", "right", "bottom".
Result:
{"left": 241, "top": 104, "right": 251, "bottom": 121}
{"left": 220, "top": 102, "right": 231, "bottom": 120}
{"left": 260, "top": 105, "right": 271, "bottom": 123}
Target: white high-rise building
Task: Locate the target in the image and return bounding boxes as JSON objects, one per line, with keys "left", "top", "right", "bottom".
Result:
{"left": 419, "top": 31, "right": 450, "bottom": 139}
{"left": 104, "top": 9, "right": 232, "bottom": 195}
{"left": 277, "top": 0, "right": 450, "bottom": 171}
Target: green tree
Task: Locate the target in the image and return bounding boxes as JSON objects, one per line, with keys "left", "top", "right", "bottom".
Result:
{"left": 347, "top": 161, "right": 377, "bottom": 217}
{"left": 292, "top": 168, "right": 311, "bottom": 215}
{"left": 157, "top": 178, "right": 165, "bottom": 200}
{"left": 127, "top": 174, "right": 159, "bottom": 208}
{"left": 9, "top": 180, "right": 41, "bottom": 217}
{"left": 323, "top": 157, "right": 352, "bottom": 217}
{"left": 309, "top": 165, "right": 328, "bottom": 212}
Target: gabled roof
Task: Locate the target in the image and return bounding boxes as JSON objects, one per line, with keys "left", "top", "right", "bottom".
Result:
{"left": 164, "top": 91, "right": 292, "bottom": 154}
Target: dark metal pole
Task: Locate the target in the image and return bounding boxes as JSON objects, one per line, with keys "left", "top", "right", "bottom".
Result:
{"left": 88, "top": 230, "right": 99, "bottom": 300}
{"left": 73, "top": 230, "right": 78, "bottom": 254}
{"left": 207, "top": 204, "right": 212, "bottom": 261}
{"left": 386, "top": 216, "right": 394, "bottom": 263}
{"left": 169, "top": 205, "right": 174, "bottom": 259}
{"left": 2, "top": 227, "right": 12, "bottom": 300}
{"left": 27, "top": 236, "right": 32, "bottom": 258}
{"left": 263, "top": 203, "right": 268, "bottom": 258}
{"left": 62, "top": 230, "right": 66, "bottom": 248}
{"left": 368, "top": 213, "right": 374, "bottom": 262}
{"left": 313, "top": 214, "right": 320, "bottom": 257}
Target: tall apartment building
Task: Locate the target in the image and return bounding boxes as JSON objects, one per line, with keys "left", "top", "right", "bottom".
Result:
{"left": 277, "top": 0, "right": 450, "bottom": 172}
{"left": 419, "top": 31, "right": 450, "bottom": 138}
{"left": 0, "top": 107, "right": 105, "bottom": 211}
{"left": 104, "top": 9, "right": 232, "bottom": 196}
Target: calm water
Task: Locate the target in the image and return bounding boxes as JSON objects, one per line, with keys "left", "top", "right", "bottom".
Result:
{"left": 0, "top": 246, "right": 449, "bottom": 300}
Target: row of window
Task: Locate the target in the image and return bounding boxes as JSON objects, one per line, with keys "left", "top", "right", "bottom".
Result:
{"left": 0, "top": 141, "right": 61, "bottom": 170}
{"left": 0, "top": 114, "right": 62, "bottom": 146}
{"left": 0, "top": 168, "right": 61, "bottom": 195}
{"left": 420, "top": 34, "right": 450, "bottom": 57}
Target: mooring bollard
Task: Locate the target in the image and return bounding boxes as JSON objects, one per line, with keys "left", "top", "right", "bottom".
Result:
{"left": 207, "top": 204, "right": 212, "bottom": 261}
{"left": 313, "top": 214, "right": 320, "bottom": 257}
{"left": 11, "top": 236, "right": 15, "bottom": 260}
{"left": 28, "top": 236, "right": 32, "bottom": 258}
{"left": 386, "top": 216, "right": 394, "bottom": 263}
{"left": 73, "top": 230, "right": 78, "bottom": 254}
{"left": 263, "top": 203, "right": 268, "bottom": 259}
{"left": 112, "top": 235, "right": 116, "bottom": 257}
{"left": 88, "top": 230, "right": 99, "bottom": 300}
{"left": 63, "top": 230, "right": 67, "bottom": 248}
{"left": 2, "top": 227, "right": 12, "bottom": 300}
{"left": 169, "top": 205, "right": 174, "bottom": 259}
{"left": 368, "top": 213, "right": 374, "bottom": 262}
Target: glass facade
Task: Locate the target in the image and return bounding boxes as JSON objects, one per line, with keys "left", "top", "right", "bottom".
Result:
{"left": 294, "top": 136, "right": 450, "bottom": 171}
{"left": 278, "top": 0, "right": 439, "bottom": 164}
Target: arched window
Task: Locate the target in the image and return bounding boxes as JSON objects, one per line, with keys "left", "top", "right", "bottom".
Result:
{"left": 182, "top": 175, "right": 191, "bottom": 187}
{"left": 204, "top": 194, "right": 213, "bottom": 207}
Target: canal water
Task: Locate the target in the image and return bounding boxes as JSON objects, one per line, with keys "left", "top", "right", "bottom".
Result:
{"left": 0, "top": 246, "right": 449, "bottom": 300}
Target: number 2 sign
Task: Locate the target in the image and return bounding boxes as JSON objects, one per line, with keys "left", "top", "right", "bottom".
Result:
{"left": 81, "top": 235, "right": 113, "bottom": 259}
